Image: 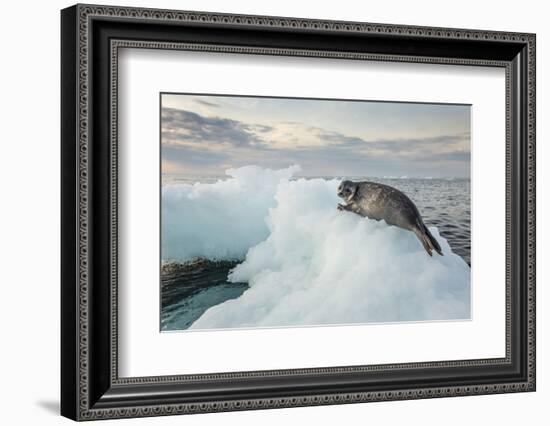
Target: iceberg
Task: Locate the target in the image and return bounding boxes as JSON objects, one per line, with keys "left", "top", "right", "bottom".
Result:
{"left": 162, "top": 165, "right": 300, "bottom": 262}
{"left": 162, "top": 166, "right": 471, "bottom": 329}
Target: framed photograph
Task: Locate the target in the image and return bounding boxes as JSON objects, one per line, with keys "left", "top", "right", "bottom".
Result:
{"left": 61, "top": 4, "right": 536, "bottom": 421}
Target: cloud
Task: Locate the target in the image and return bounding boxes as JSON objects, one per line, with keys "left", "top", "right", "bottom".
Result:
{"left": 162, "top": 145, "right": 230, "bottom": 166}
{"left": 162, "top": 108, "right": 266, "bottom": 148}
{"left": 194, "top": 99, "right": 220, "bottom": 108}
{"left": 423, "top": 151, "right": 471, "bottom": 162}
{"left": 368, "top": 134, "right": 468, "bottom": 151}
{"left": 161, "top": 107, "right": 470, "bottom": 177}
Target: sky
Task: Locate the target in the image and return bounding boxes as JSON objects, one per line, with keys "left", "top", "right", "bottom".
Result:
{"left": 161, "top": 93, "right": 471, "bottom": 178}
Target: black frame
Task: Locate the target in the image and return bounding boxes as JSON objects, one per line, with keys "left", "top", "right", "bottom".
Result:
{"left": 61, "top": 4, "right": 536, "bottom": 421}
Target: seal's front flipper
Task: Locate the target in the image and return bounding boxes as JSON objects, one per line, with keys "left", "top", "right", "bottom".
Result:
{"left": 337, "top": 203, "right": 350, "bottom": 211}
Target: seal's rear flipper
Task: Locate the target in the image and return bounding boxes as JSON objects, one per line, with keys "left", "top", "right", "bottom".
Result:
{"left": 413, "top": 227, "right": 433, "bottom": 256}
{"left": 413, "top": 225, "right": 443, "bottom": 257}
{"left": 423, "top": 224, "right": 443, "bottom": 256}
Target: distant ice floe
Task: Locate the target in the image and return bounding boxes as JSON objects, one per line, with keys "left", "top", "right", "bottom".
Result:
{"left": 162, "top": 166, "right": 471, "bottom": 329}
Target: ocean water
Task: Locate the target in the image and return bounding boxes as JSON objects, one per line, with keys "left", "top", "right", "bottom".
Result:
{"left": 161, "top": 169, "right": 470, "bottom": 331}
{"left": 367, "top": 177, "right": 471, "bottom": 265}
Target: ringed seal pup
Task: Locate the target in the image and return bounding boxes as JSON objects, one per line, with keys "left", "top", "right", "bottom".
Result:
{"left": 337, "top": 180, "right": 443, "bottom": 257}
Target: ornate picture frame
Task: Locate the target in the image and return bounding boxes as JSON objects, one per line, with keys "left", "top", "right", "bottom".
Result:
{"left": 61, "top": 4, "right": 535, "bottom": 421}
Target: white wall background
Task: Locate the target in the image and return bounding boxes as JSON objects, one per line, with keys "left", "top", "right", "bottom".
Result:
{"left": 0, "top": 0, "right": 546, "bottom": 424}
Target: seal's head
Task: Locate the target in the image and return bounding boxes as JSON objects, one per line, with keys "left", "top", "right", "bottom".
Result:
{"left": 337, "top": 180, "right": 358, "bottom": 202}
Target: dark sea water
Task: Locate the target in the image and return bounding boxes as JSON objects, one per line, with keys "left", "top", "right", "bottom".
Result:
{"left": 161, "top": 260, "right": 247, "bottom": 330}
{"left": 161, "top": 177, "right": 470, "bottom": 331}
{"left": 370, "top": 177, "right": 471, "bottom": 265}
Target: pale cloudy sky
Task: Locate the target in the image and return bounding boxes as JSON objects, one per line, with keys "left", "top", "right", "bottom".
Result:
{"left": 161, "top": 93, "right": 470, "bottom": 178}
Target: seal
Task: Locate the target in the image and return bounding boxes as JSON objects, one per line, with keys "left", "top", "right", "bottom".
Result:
{"left": 337, "top": 180, "right": 443, "bottom": 256}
